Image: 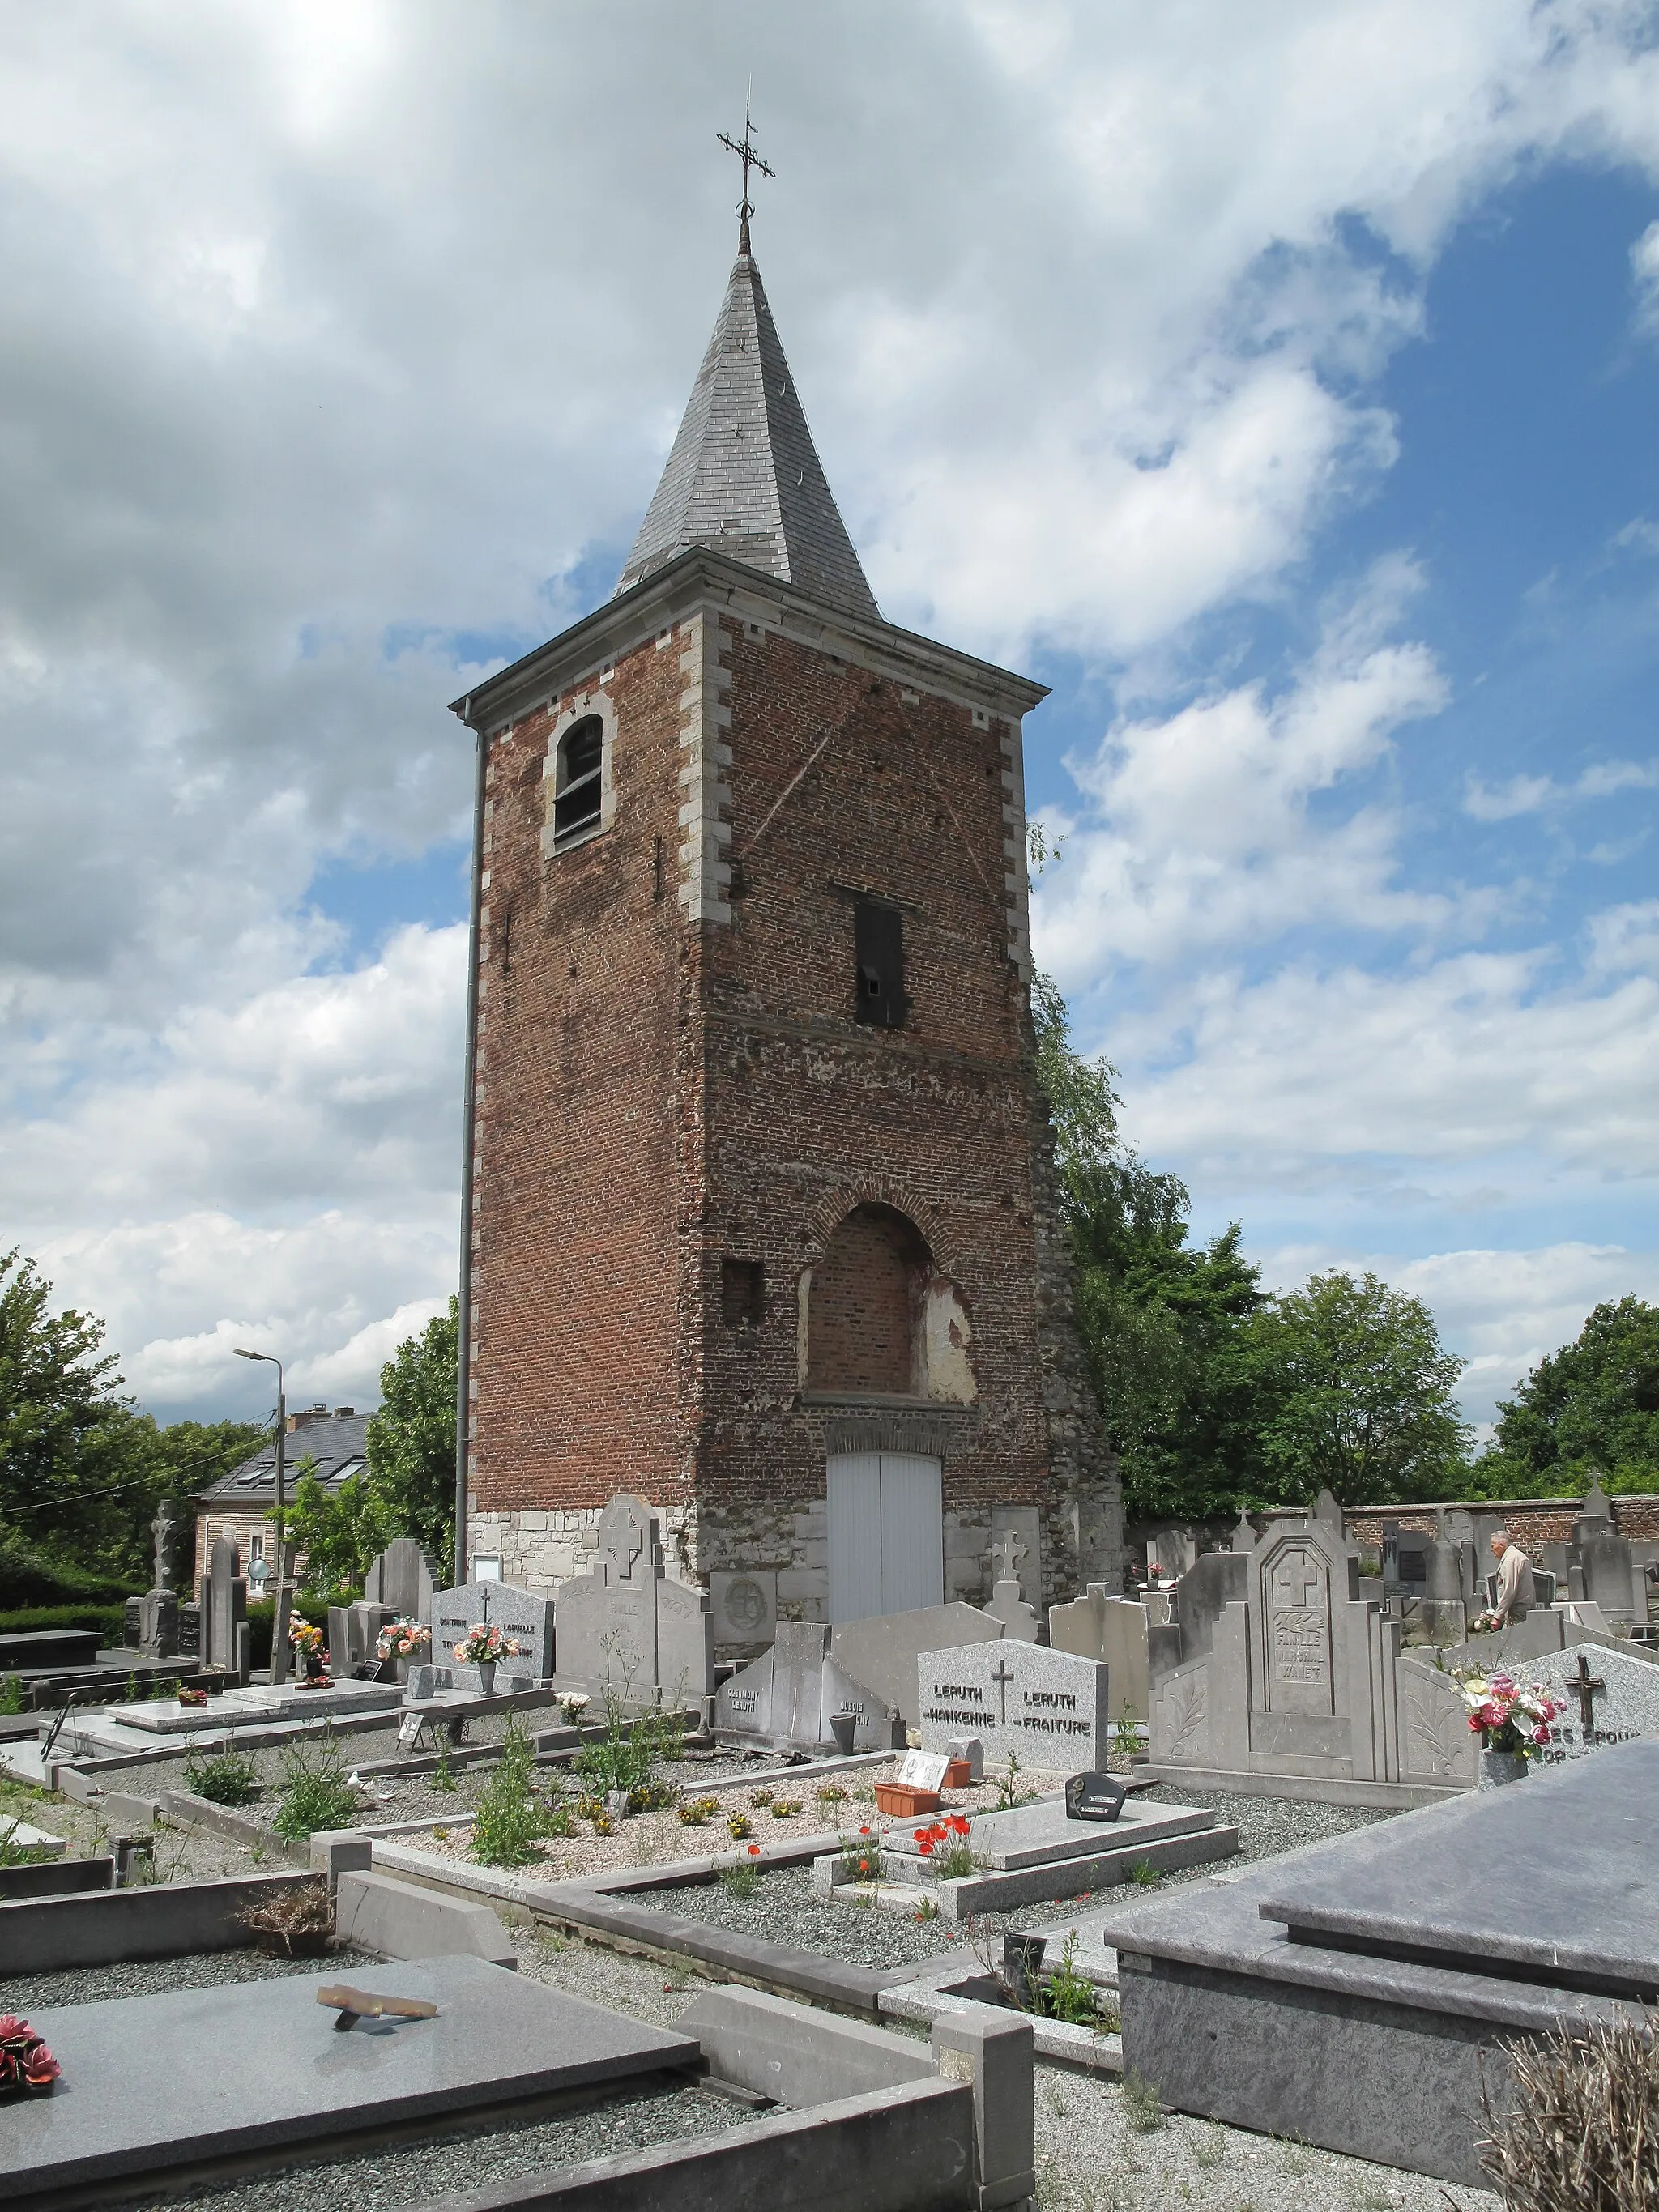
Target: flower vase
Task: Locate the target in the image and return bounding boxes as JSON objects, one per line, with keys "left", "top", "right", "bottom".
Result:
{"left": 394, "top": 1656, "right": 412, "bottom": 1686}
{"left": 1478, "top": 1748, "right": 1528, "bottom": 1788}
{"left": 476, "top": 1660, "right": 496, "bottom": 1697}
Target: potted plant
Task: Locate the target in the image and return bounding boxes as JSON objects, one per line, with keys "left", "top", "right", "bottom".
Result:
{"left": 289, "top": 1617, "right": 329, "bottom": 1686}
{"left": 375, "top": 1618, "right": 431, "bottom": 1685}
{"left": 1455, "top": 1668, "right": 1564, "bottom": 1786}
{"left": 453, "top": 1622, "right": 521, "bottom": 1696}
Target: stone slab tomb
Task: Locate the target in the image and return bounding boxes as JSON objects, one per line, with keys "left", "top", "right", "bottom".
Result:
{"left": 414, "top": 1577, "right": 554, "bottom": 1697}
{"left": 553, "top": 1495, "right": 714, "bottom": 1709}
{"left": 1145, "top": 1498, "right": 1479, "bottom": 1801}
{"left": 918, "top": 1638, "right": 1110, "bottom": 1772}
{"left": 829, "top": 1601, "right": 1004, "bottom": 1728}
{"left": 1095, "top": 1739, "right": 1659, "bottom": 2187}
{"left": 0, "top": 1953, "right": 697, "bottom": 2208}
{"left": 715, "top": 1621, "right": 893, "bottom": 1753}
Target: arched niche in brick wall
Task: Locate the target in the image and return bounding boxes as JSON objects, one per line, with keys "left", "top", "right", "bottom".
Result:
{"left": 804, "top": 1202, "right": 976, "bottom": 1404}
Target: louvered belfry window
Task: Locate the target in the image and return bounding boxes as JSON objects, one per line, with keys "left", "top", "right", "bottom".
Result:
{"left": 854, "top": 899, "right": 908, "bottom": 1027}
{"left": 552, "top": 715, "right": 604, "bottom": 847}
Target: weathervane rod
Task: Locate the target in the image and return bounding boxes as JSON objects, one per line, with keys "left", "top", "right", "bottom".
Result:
{"left": 717, "top": 82, "right": 775, "bottom": 254}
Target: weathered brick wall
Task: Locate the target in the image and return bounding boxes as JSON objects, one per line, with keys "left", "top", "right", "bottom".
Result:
{"left": 808, "top": 1205, "right": 919, "bottom": 1393}
{"left": 466, "top": 583, "right": 1120, "bottom": 1607}
{"left": 1346, "top": 1497, "right": 1659, "bottom": 1549}
{"left": 467, "top": 625, "right": 688, "bottom": 1523}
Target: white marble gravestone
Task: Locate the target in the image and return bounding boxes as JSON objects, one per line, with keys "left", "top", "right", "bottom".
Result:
{"left": 918, "top": 1638, "right": 1110, "bottom": 1770}
{"left": 553, "top": 1496, "right": 714, "bottom": 1709}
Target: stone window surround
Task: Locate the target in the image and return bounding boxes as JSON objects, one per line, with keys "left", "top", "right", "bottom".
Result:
{"left": 539, "top": 690, "right": 617, "bottom": 861}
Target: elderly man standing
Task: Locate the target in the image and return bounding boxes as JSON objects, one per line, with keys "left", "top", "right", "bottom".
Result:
{"left": 1489, "top": 1532, "right": 1536, "bottom": 1627}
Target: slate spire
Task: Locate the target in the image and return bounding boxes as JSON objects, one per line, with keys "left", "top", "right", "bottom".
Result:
{"left": 615, "top": 248, "right": 880, "bottom": 621}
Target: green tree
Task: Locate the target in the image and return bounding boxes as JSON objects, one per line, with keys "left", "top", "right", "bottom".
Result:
{"left": 1240, "top": 1270, "right": 1471, "bottom": 1506}
{"left": 365, "top": 1298, "right": 457, "bottom": 1573}
{"left": 278, "top": 1454, "right": 389, "bottom": 1595}
{"left": 1474, "top": 1297, "right": 1659, "bottom": 1498}
{"left": 1033, "top": 978, "right": 1269, "bottom": 1521}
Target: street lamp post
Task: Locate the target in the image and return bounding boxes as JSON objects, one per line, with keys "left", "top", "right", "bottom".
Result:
{"left": 234, "top": 1349, "right": 290, "bottom": 1685}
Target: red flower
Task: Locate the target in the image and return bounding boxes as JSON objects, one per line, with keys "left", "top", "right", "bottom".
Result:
{"left": 858, "top": 1825, "right": 872, "bottom": 1836}
{"left": 949, "top": 1816, "right": 970, "bottom": 1836}
{"left": 919, "top": 1839, "right": 935, "bottom": 1856}
{"left": 746, "top": 1843, "right": 760, "bottom": 1856}
{"left": 913, "top": 1827, "right": 931, "bottom": 1843}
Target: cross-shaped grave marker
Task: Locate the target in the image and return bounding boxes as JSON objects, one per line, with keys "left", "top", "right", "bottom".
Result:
{"left": 991, "top": 1658, "right": 1016, "bottom": 1724}
{"left": 989, "top": 1529, "right": 1026, "bottom": 1584}
{"left": 1273, "top": 1549, "right": 1320, "bottom": 1608}
{"left": 1569, "top": 1649, "right": 1606, "bottom": 1735}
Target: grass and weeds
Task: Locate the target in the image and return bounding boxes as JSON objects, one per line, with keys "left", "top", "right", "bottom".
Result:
{"left": 470, "top": 1715, "right": 544, "bottom": 1867}
{"left": 183, "top": 1741, "right": 262, "bottom": 1807}
{"left": 272, "top": 1725, "right": 360, "bottom": 1841}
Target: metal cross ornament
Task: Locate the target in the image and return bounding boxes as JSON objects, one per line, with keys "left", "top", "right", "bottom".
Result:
{"left": 1568, "top": 1650, "right": 1606, "bottom": 1734}
{"left": 718, "top": 88, "right": 775, "bottom": 254}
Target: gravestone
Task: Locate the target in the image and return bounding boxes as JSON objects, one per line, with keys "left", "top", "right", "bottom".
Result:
{"left": 198, "top": 1533, "right": 248, "bottom": 1680}
{"left": 1049, "top": 1585, "right": 1149, "bottom": 1724}
{"left": 123, "top": 1597, "right": 142, "bottom": 1649}
{"left": 424, "top": 1578, "right": 552, "bottom": 1694}
{"left": 918, "top": 1638, "right": 1110, "bottom": 1771}
{"left": 365, "top": 1536, "right": 436, "bottom": 1621}
{"left": 553, "top": 1496, "right": 714, "bottom": 1708}
{"left": 1512, "top": 1643, "right": 1659, "bottom": 1767}
{"left": 983, "top": 1529, "right": 1039, "bottom": 1640}
{"left": 326, "top": 1601, "right": 393, "bottom": 1677}
{"left": 714, "top": 1621, "right": 892, "bottom": 1753}
{"left": 1414, "top": 1536, "right": 1467, "bottom": 1646}
{"left": 138, "top": 1498, "right": 182, "bottom": 1658}
{"left": 709, "top": 1569, "right": 777, "bottom": 1649}
{"left": 1570, "top": 1483, "right": 1645, "bottom": 1627}
{"left": 829, "top": 1600, "right": 1004, "bottom": 1727}
{"left": 1146, "top": 1503, "right": 1478, "bottom": 1796}
{"left": 990, "top": 1506, "right": 1043, "bottom": 1611}
{"left": 176, "top": 1601, "right": 201, "bottom": 1660}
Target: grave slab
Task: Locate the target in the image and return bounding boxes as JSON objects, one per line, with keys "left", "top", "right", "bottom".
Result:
{"left": 883, "top": 1792, "right": 1218, "bottom": 1872}
{"left": 0, "top": 1951, "right": 697, "bottom": 2208}
{"left": 117, "top": 1679, "right": 405, "bottom": 1733}
{"left": 0, "top": 1817, "right": 66, "bottom": 1857}
{"left": 918, "top": 1639, "right": 1109, "bottom": 1771}
{"left": 1093, "top": 1738, "right": 1659, "bottom": 2185}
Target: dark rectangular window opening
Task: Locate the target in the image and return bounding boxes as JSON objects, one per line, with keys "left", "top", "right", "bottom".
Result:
{"left": 854, "top": 899, "right": 909, "bottom": 1028}
{"left": 722, "top": 1258, "right": 765, "bottom": 1328}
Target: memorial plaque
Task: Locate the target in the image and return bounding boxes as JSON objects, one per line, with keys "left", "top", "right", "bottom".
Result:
{"left": 1064, "top": 1771, "right": 1126, "bottom": 1823}
{"left": 918, "top": 1639, "right": 1110, "bottom": 1770}
{"left": 899, "top": 1749, "right": 951, "bottom": 1791}
{"left": 1262, "top": 1538, "right": 1335, "bottom": 1715}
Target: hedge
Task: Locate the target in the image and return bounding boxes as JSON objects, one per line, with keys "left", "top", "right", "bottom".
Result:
{"left": 0, "top": 1604, "right": 129, "bottom": 1642}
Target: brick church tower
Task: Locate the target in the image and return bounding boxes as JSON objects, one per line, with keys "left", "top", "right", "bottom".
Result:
{"left": 450, "top": 216, "right": 1122, "bottom": 1637}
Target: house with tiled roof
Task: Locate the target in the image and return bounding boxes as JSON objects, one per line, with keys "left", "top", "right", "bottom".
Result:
{"left": 192, "top": 1407, "right": 370, "bottom": 1586}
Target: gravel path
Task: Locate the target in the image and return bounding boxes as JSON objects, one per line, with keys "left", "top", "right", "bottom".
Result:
{"left": 105, "top": 2085, "right": 758, "bottom": 2211}
{"left": 3, "top": 1946, "right": 378, "bottom": 2013}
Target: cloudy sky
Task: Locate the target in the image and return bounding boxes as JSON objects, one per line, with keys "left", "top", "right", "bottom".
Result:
{"left": 2, "top": 1, "right": 1657, "bottom": 1437}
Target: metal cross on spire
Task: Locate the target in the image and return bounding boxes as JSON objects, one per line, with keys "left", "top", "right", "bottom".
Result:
{"left": 717, "top": 87, "right": 774, "bottom": 256}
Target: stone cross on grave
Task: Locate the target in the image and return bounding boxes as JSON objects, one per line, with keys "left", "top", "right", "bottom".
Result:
{"left": 989, "top": 1529, "right": 1026, "bottom": 1584}
{"left": 1569, "top": 1650, "right": 1606, "bottom": 1734}
{"left": 603, "top": 1501, "right": 649, "bottom": 1586}
{"left": 991, "top": 1657, "right": 1016, "bottom": 1724}
{"left": 1273, "top": 1549, "right": 1320, "bottom": 1608}
{"left": 150, "top": 1498, "right": 179, "bottom": 1594}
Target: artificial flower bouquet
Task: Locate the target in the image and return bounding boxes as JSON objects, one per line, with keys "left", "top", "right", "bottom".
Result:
{"left": 453, "top": 1624, "right": 522, "bottom": 1665}
{"left": 1455, "top": 1669, "right": 1565, "bottom": 1758}
{"left": 0, "top": 2015, "right": 60, "bottom": 2098}
{"left": 1469, "top": 1609, "right": 1501, "bottom": 1635}
{"left": 288, "top": 1617, "right": 324, "bottom": 1653}
{"left": 558, "top": 1691, "right": 591, "bottom": 1724}
{"left": 376, "top": 1619, "right": 431, "bottom": 1661}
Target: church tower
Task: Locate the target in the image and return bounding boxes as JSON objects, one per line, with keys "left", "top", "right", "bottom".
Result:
{"left": 450, "top": 198, "right": 1121, "bottom": 1636}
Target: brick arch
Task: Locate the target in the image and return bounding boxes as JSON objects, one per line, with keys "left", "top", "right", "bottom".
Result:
{"left": 800, "top": 1178, "right": 959, "bottom": 1282}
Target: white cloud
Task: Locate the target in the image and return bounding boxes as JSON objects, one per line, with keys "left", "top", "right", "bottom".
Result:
{"left": 1463, "top": 759, "right": 1659, "bottom": 820}
{"left": 5, "top": 2, "right": 1659, "bottom": 1411}
{"left": 1632, "top": 217, "right": 1659, "bottom": 334}
{"left": 1032, "top": 558, "right": 1453, "bottom": 978}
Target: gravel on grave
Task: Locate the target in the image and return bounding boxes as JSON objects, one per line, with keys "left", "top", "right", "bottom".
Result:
{"left": 107, "top": 2085, "right": 760, "bottom": 2212}
{"left": 628, "top": 1787, "right": 1401, "bottom": 1969}
{"left": 3, "top": 1946, "right": 379, "bottom": 2013}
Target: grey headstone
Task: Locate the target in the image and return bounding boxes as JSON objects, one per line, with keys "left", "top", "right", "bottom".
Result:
{"left": 430, "top": 1579, "right": 553, "bottom": 1691}
{"left": 365, "top": 1537, "right": 435, "bottom": 1621}
{"left": 200, "top": 1534, "right": 246, "bottom": 1673}
{"left": 1049, "top": 1587, "right": 1149, "bottom": 1724}
{"left": 714, "top": 1622, "right": 888, "bottom": 1752}
{"left": 990, "top": 1507, "right": 1043, "bottom": 1610}
{"left": 985, "top": 1578, "right": 1040, "bottom": 1642}
{"left": 708, "top": 1570, "right": 777, "bottom": 1647}
{"left": 918, "top": 1639, "right": 1110, "bottom": 1771}
{"left": 553, "top": 1495, "right": 713, "bottom": 1707}
{"left": 176, "top": 1601, "right": 200, "bottom": 1660}
{"left": 830, "top": 1601, "right": 1004, "bottom": 1726}
{"left": 1512, "top": 1642, "right": 1659, "bottom": 1766}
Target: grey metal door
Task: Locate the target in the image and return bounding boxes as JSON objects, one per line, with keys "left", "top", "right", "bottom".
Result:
{"left": 827, "top": 1451, "right": 944, "bottom": 1623}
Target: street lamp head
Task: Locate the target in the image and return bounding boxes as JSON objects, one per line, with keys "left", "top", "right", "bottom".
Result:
{"left": 233, "top": 1347, "right": 268, "bottom": 1362}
